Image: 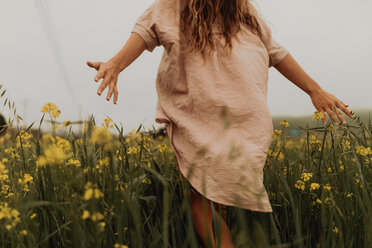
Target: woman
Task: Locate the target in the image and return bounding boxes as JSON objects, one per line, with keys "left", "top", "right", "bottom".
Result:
{"left": 87, "top": 0, "right": 355, "bottom": 247}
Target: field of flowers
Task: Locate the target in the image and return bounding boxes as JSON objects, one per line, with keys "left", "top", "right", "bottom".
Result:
{"left": 0, "top": 87, "right": 371, "bottom": 247}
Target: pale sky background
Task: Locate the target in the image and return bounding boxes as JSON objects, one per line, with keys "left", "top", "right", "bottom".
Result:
{"left": 1, "top": 0, "right": 371, "bottom": 134}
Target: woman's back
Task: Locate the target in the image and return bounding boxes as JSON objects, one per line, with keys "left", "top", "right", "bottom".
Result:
{"left": 131, "top": 0, "right": 289, "bottom": 211}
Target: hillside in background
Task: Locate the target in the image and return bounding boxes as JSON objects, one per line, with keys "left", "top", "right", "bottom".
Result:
{"left": 271, "top": 108, "right": 372, "bottom": 137}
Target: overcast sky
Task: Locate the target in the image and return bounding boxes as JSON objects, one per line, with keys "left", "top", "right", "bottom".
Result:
{"left": 1, "top": 0, "right": 371, "bottom": 134}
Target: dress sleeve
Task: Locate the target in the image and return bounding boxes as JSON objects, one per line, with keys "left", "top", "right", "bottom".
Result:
{"left": 250, "top": 4, "right": 289, "bottom": 67}
{"left": 131, "top": 1, "right": 160, "bottom": 52}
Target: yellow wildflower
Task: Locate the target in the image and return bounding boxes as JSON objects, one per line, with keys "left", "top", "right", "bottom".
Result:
{"left": 333, "top": 226, "right": 339, "bottom": 234}
{"left": 323, "top": 184, "right": 332, "bottom": 191}
{"left": 280, "top": 120, "right": 289, "bottom": 127}
{"left": 20, "top": 229, "right": 28, "bottom": 236}
{"left": 316, "top": 199, "right": 322, "bottom": 204}
{"left": 18, "top": 173, "right": 33, "bottom": 192}
{"left": 356, "top": 145, "right": 372, "bottom": 156}
{"left": 30, "top": 213, "right": 37, "bottom": 219}
{"left": 81, "top": 210, "right": 90, "bottom": 220}
{"left": 327, "top": 167, "right": 332, "bottom": 172}
{"left": 101, "top": 117, "right": 114, "bottom": 129}
{"left": 144, "top": 136, "right": 153, "bottom": 143}
{"left": 295, "top": 180, "right": 305, "bottom": 191}
{"left": 16, "top": 130, "right": 33, "bottom": 148}
{"left": 66, "top": 158, "right": 81, "bottom": 167}
{"left": 114, "top": 244, "right": 129, "bottom": 248}
{"left": 41, "top": 102, "right": 61, "bottom": 118}
{"left": 313, "top": 111, "right": 325, "bottom": 120}
{"left": 300, "top": 172, "right": 312, "bottom": 182}
{"left": 83, "top": 182, "right": 103, "bottom": 200}
{"left": 346, "top": 193, "right": 353, "bottom": 198}
{"left": 98, "top": 221, "right": 106, "bottom": 232}
{"left": 273, "top": 129, "right": 282, "bottom": 137}
{"left": 310, "top": 183, "right": 320, "bottom": 191}
{"left": 127, "top": 146, "right": 140, "bottom": 155}
{"left": 36, "top": 156, "right": 48, "bottom": 167}
{"left": 142, "top": 178, "right": 152, "bottom": 184}
{"left": 91, "top": 212, "right": 104, "bottom": 222}
{"left": 342, "top": 139, "right": 351, "bottom": 150}
{"left": 339, "top": 165, "right": 344, "bottom": 172}
{"left": 127, "top": 128, "right": 143, "bottom": 143}
{"left": 91, "top": 126, "right": 112, "bottom": 145}
{"left": 4, "top": 148, "right": 19, "bottom": 159}
{"left": 157, "top": 144, "right": 167, "bottom": 153}
{"left": 43, "top": 145, "right": 67, "bottom": 164}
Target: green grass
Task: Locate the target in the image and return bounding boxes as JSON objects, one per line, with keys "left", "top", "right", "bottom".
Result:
{"left": 0, "top": 84, "right": 371, "bottom": 247}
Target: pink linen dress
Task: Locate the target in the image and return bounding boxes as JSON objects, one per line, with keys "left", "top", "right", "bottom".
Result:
{"left": 131, "top": 0, "right": 289, "bottom": 212}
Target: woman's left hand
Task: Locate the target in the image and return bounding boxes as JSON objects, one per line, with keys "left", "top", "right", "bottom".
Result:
{"left": 309, "top": 88, "right": 355, "bottom": 125}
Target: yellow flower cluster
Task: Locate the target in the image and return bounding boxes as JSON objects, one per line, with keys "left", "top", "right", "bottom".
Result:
{"left": 273, "top": 129, "right": 282, "bottom": 138}
{"left": 36, "top": 145, "right": 68, "bottom": 167}
{"left": 83, "top": 182, "right": 104, "bottom": 201}
{"left": 116, "top": 149, "right": 126, "bottom": 161}
{"left": 323, "top": 184, "right": 332, "bottom": 191}
{"left": 127, "top": 146, "right": 140, "bottom": 155}
{"left": 301, "top": 172, "right": 312, "bottom": 182}
{"left": 41, "top": 102, "right": 61, "bottom": 118}
{"left": 295, "top": 180, "right": 305, "bottom": 190}
{"left": 309, "top": 134, "right": 322, "bottom": 151}
{"left": 142, "top": 178, "right": 152, "bottom": 184}
{"left": 310, "top": 183, "right": 320, "bottom": 191}
{"left": 0, "top": 162, "right": 13, "bottom": 198}
{"left": 101, "top": 117, "right": 114, "bottom": 129}
{"left": 0, "top": 162, "right": 9, "bottom": 182}
{"left": 81, "top": 210, "right": 104, "bottom": 221}
{"left": 4, "top": 148, "right": 19, "bottom": 159}
{"left": 313, "top": 111, "right": 325, "bottom": 120}
{"left": 125, "top": 129, "right": 143, "bottom": 143}
{"left": 355, "top": 145, "right": 372, "bottom": 156}
{"left": 16, "top": 130, "right": 33, "bottom": 148}
{"left": 114, "top": 244, "right": 129, "bottom": 248}
{"left": 0, "top": 202, "right": 20, "bottom": 230}
{"left": 18, "top": 173, "right": 33, "bottom": 192}
{"left": 81, "top": 210, "right": 106, "bottom": 231}
{"left": 90, "top": 126, "right": 113, "bottom": 151}
{"left": 66, "top": 158, "right": 81, "bottom": 167}
{"left": 157, "top": 144, "right": 168, "bottom": 153}
{"left": 96, "top": 157, "right": 110, "bottom": 168}
{"left": 342, "top": 139, "right": 351, "bottom": 150}
{"left": 327, "top": 124, "right": 335, "bottom": 132}
{"left": 280, "top": 120, "right": 289, "bottom": 127}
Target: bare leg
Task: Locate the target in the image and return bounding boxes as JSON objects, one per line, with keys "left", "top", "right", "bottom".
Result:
{"left": 189, "top": 186, "right": 235, "bottom": 248}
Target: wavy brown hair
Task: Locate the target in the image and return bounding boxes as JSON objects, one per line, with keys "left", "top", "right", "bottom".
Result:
{"left": 180, "top": 0, "right": 263, "bottom": 64}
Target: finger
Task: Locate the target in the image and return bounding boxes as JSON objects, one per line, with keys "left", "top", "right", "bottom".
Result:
{"left": 334, "top": 107, "right": 346, "bottom": 125}
{"left": 94, "top": 70, "right": 105, "bottom": 83}
{"left": 97, "top": 75, "right": 111, "bottom": 95}
{"left": 337, "top": 103, "right": 354, "bottom": 121}
{"left": 113, "top": 87, "right": 119, "bottom": 105}
{"left": 326, "top": 107, "right": 338, "bottom": 125}
{"left": 87, "top": 61, "right": 101, "bottom": 70}
{"left": 340, "top": 100, "right": 349, "bottom": 107}
{"left": 106, "top": 80, "right": 115, "bottom": 101}
{"left": 113, "top": 79, "right": 119, "bottom": 104}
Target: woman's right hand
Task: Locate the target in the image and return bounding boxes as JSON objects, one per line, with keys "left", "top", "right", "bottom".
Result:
{"left": 87, "top": 60, "right": 120, "bottom": 104}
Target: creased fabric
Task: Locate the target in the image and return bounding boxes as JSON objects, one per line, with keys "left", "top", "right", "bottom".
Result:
{"left": 131, "top": 0, "right": 289, "bottom": 212}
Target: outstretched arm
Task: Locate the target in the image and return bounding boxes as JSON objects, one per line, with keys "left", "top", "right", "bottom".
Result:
{"left": 87, "top": 32, "right": 147, "bottom": 104}
{"left": 274, "top": 53, "right": 355, "bottom": 125}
